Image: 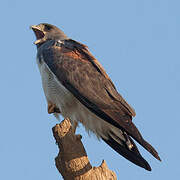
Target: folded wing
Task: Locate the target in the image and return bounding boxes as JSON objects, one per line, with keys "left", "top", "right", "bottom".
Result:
{"left": 39, "top": 39, "right": 161, "bottom": 163}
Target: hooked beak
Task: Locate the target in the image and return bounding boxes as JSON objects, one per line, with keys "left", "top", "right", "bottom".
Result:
{"left": 30, "top": 25, "right": 45, "bottom": 45}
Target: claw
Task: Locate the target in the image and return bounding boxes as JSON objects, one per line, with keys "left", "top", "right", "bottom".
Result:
{"left": 48, "top": 102, "right": 61, "bottom": 114}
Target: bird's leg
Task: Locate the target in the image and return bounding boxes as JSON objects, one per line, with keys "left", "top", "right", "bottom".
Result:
{"left": 68, "top": 120, "right": 82, "bottom": 139}
{"left": 70, "top": 120, "right": 81, "bottom": 140}
{"left": 48, "top": 102, "right": 61, "bottom": 114}
{"left": 72, "top": 121, "right": 78, "bottom": 134}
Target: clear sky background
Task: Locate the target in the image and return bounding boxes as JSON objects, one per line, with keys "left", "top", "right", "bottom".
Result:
{"left": 0, "top": 0, "right": 179, "bottom": 179}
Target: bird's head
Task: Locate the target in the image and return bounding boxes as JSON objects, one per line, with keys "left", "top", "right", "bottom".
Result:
{"left": 30, "top": 23, "right": 68, "bottom": 46}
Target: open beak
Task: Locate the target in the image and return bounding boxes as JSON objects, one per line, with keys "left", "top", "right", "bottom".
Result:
{"left": 30, "top": 25, "right": 45, "bottom": 45}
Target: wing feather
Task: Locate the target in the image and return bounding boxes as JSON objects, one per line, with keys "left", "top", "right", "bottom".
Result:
{"left": 39, "top": 39, "right": 160, "bottom": 161}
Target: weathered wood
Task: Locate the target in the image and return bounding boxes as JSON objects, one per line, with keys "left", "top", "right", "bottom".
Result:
{"left": 52, "top": 118, "right": 117, "bottom": 180}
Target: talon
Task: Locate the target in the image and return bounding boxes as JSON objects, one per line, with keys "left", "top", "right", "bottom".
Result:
{"left": 48, "top": 102, "right": 61, "bottom": 114}
{"left": 76, "top": 134, "right": 82, "bottom": 140}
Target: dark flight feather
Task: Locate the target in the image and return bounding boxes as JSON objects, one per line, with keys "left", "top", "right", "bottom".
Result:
{"left": 102, "top": 135, "right": 152, "bottom": 171}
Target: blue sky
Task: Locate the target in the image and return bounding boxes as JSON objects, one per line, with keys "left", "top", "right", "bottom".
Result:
{"left": 0, "top": 0, "right": 179, "bottom": 179}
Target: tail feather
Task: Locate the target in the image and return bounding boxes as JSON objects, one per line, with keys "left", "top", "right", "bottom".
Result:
{"left": 141, "top": 139, "right": 161, "bottom": 161}
{"left": 128, "top": 122, "right": 161, "bottom": 161}
{"left": 102, "top": 134, "right": 152, "bottom": 171}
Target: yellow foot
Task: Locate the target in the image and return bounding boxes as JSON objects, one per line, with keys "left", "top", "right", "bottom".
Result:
{"left": 48, "top": 102, "right": 61, "bottom": 114}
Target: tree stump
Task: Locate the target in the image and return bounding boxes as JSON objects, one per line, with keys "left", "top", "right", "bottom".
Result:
{"left": 52, "top": 118, "right": 117, "bottom": 180}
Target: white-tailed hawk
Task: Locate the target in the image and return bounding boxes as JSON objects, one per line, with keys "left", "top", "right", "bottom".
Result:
{"left": 31, "top": 23, "right": 161, "bottom": 171}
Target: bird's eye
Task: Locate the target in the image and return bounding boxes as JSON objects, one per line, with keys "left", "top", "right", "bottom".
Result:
{"left": 44, "top": 25, "right": 52, "bottom": 31}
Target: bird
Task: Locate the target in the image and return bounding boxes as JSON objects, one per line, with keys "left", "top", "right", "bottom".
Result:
{"left": 31, "top": 23, "right": 161, "bottom": 171}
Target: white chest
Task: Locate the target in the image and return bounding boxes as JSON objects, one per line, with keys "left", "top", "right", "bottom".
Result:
{"left": 36, "top": 56, "right": 115, "bottom": 139}
{"left": 37, "top": 58, "right": 76, "bottom": 116}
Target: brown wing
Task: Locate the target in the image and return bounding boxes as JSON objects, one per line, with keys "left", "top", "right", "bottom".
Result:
{"left": 38, "top": 39, "right": 160, "bottom": 161}
{"left": 63, "top": 39, "right": 136, "bottom": 116}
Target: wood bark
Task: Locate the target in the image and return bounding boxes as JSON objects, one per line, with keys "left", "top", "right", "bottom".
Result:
{"left": 52, "top": 118, "right": 117, "bottom": 180}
